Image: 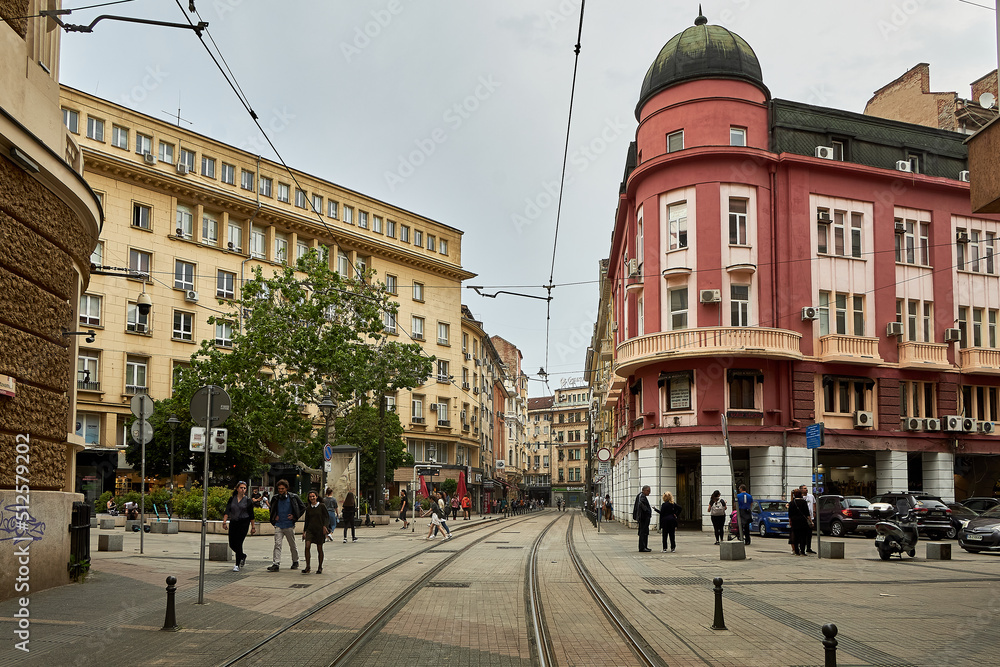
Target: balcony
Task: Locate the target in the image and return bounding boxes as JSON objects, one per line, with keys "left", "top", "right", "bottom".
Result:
{"left": 77, "top": 380, "right": 102, "bottom": 392}
{"left": 958, "top": 347, "right": 1000, "bottom": 375}
{"left": 816, "top": 334, "right": 883, "bottom": 365}
{"left": 897, "top": 341, "right": 951, "bottom": 369}
{"left": 614, "top": 327, "right": 802, "bottom": 377}
{"left": 124, "top": 385, "right": 148, "bottom": 395}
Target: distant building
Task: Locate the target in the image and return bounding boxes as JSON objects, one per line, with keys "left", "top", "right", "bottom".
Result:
{"left": 527, "top": 382, "right": 591, "bottom": 507}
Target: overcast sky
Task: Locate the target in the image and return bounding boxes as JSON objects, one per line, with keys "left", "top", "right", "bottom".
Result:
{"left": 59, "top": 0, "right": 999, "bottom": 396}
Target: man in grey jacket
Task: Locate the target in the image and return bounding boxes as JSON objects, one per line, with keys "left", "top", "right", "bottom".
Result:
{"left": 266, "top": 479, "right": 306, "bottom": 572}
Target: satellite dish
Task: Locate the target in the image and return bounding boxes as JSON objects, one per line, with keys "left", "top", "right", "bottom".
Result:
{"left": 979, "top": 92, "right": 996, "bottom": 110}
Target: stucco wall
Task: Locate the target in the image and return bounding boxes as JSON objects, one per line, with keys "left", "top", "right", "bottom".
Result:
{"left": 0, "top": 490, "right": 82, "bottom": 601}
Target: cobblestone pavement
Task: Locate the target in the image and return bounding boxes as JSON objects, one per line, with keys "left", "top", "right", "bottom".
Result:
{"left": 2, "top": 511, "right": 999, "bottom": 666}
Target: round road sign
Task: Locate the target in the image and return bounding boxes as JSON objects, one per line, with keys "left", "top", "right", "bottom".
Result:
{"left": 597, "top": 447, "right": 612, "bottom": 462}
{"left": 190, "top": 385, "right": 232, "bottom": 428}
{"left": 130, "top": 420, "right": 154, "bottom": 445}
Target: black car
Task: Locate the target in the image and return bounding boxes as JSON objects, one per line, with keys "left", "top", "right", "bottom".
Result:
{"left": 959, "top": 505, "right": 1000, "bottom": 553}
{"left": 817, "top": 495, "right": 878, "bottom": 537}
{"left": 869, "top": 492, "right": 953, "bottom": 539}
{"left": 958, "top": 497, "right": 1000, "bottom": 514}
{"left": 945, "top": 503, "right": 979, "bottom": 540}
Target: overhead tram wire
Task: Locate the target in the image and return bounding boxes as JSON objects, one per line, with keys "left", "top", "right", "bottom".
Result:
{"left": 543, "top": 0, "right": 586, "bottom": 382}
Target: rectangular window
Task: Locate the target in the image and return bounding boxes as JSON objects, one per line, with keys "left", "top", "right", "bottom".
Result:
{"left": 667, "top": 130, "right": 684, "bottom": 152}
{"left": 86, "top": 117, "right": 104, "bottom": 141}
{"left": 112, "top": 125, "right": 129, "bottom": 150}
{"left": 668, "top": 202, "right": 687, "bottom": 250}
{"left": 728, "top": 374, "right": 757, "bottom": 410}
{"left": 277, "top": 183, "right": 290, "bottom": 203}
{"left": 384, "top": 311, "right": 397, "bottom": 334}
{"left": 78, "top": 354, "right": 99, "bottom": 392}
{"left": 728, "top": 198, "right": 748, "bottom": 245}
{"left": 336, "top": 251, "right": 350, "bottom": 276}
{"left": 304, "top": 194, "right": 319, "bottom": 215}
{"left": 172, "top": 311, "right": 193, "bottom": 342}
{"left": 215, "top": 321, "right": 234, "bottom": 348}
{"left": 358, "top": 211, "right": 368, "bottom": 229}
{"left": 62, "top": 108, "right": 79, "bottom": 133}
{"left": 132, "top": 203, "right": 151, "bottom": 230}
{"left": 835, "top": 293, "right": 848, "bottom": 335}
{"left": 427, "top": 234, "right": 436, "bottom": 251}
{"left": 990, "top": 310, "right": 998, "bottom": 348}
{"left": 385, "top": 274, "right": 397, "bottom": 294}
{"left": 176, "top": 206, "right": 193, "bottom": 238}
{"left": 179, "top": 148, "right": 195, "bottom": 171}
{"left": 907, "top": 300, "right": 918, "bottom": 342}
{"left": 372, "top": 216, "right": 382, "bottom": 233}
{"left": 817, "top": 209, "right": 829, "bottom": 254}
{"left": 400, "top": 225, "right": 410, "bottom": 243}
{"left": 855, "top": 296, "right": 866, "bottom": 337}
{"left": 80, "top": 294, "right": 102, "bottom": 326}
{"left": 343, "top": 206, "right": 354, "bottom": 224}
{"left": 201, "top": 155, "right": 215, "bottom": 178}
{"left": 258, "top": 176, "right": 272, "bottom": 197}
{"left": 973, "top": 308, "right": 984, "bottom": 348}
{"left": 135, "top": 133, "right": 152, "bottom": 156}
{"left": 126, "top": 302, "right": 149, "bottom": 333}
{"left": 437, "top": 322, "right": 450, "bottom": 345}
{"left": 386, "top": 220, "right": 396, "bottom": 238}
{"left": 414, "top": 229, "right": 423, "bottom": 247}
{"left": 228, "top": 222, "right": 243, "bottom": 252}
{"left": 250, "top": 226, "right": 266, "bottom": 259}
{"left": 125, "top": 356, "right": 148, "bottom": 392}
{"left": 900, "top": 381, "right": 936, "bottom": 418}
{"left": 822, "top": 377, "right": 871, "bottom": 414}
{"left": 730, "top": 284, "right": 750, "bottom": 327}
{"left": 327, "top": 200, "right": 338, "bottom": 218}
{"left": 412, "top": 316, "right": 425, "bottom": 340}
{"left": 354, "top": 255, "right": 367, "bottom": 280}
{"left": 275, "top": 235, "right": 288, "bottom": 263}
{"left": 158, "top": 142, "right": 174, "bottom": 164}
{"left": 850, "top": 212, "right": 863, "bottom": 258}
{"left": 413, "top": 282, "right": 424, "bottom": 301}
{"left": 833, "top": 211, "right": 846, "bottom": 256}
{"left": 217, "top": 270, "right": 235, "bottom": 299}
{"left": 958, "top": 307, "right": 969, "bottom": 348}
{"left": 960, "top": 385, "right": 1000, "bottom": 422}
{"left": 669, "top": 288, "right": 688, "bottom": 330}
{"left": 987, "top": 232, "right": 996, "bottom": 274}
{"left": 297, "top": 241, "right": 310, "bottom": 261}
{"left": 730, "top": 127, "right": 746, "bottom": 147}
{"left": 294, "top": 189, "right": 306, "bottom": 209}
{"left": 128, "top": 249, "right": 151, "bottom": 276}
{"left": 174, "top": 260, "right": 195, "bottom": 290}
{"left": 221, "top": 163, "right": 236, "bottom": 185}
{"left": 412, "top": 397, "right": 424, "bottom": 421}
{"left": 240, "top": 169, "right": 255, "bottom": 191}
{"left": 202, "top": 213, "right": 219, "bottom": 245}
{"left": 437, "top": 360, "right": 450, "bottom": 382}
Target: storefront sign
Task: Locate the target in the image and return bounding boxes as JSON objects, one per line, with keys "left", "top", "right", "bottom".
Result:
{"left": 0, "top": 374, "right": 15, "bottom": 398}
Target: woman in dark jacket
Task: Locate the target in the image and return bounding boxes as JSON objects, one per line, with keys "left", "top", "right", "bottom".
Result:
{"left": 342, "top": 492, "right": 357, "bottom": 543}
{"left": 788, "top": 489, "right": 812, "bottom": 556}
{"left": 658, "top": 492, "right": 682, "bottom": 552}
{"left": 707, "top": 490, "right": 727, "bottom": 545}
{"left": 222, "top": 481, "right": 256, "bottom": 572}
{"left": 301, "top": 491, "right": 329, "bottom": 574}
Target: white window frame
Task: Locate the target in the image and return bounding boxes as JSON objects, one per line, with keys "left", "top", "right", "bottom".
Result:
{"left": 241, "top": 169, "right": 255, "bottom": 191}
{"left": 86, "top": 117, "right": 104, "bottom": 141}
{"left": 111, "top": 125, "right": 128, "bottom": 150}
{"left": 125, "top": 356, "right": 148, "bottom": 392}
{"left": 437, "top": 322, "right": 450, "bottom": 345}
{"left": 228, "top": 222, "right": 243, "bottom": 253}
{"left": 327, "top": 200, "right": 338, "bottom": 218}
{"left": 217, "top": 270, "right": 235, "bottom": 299}
{"left": 668, "top": 202, "right": 687, "bottom": 250}
{"left": 730, "top": 127, "right": 746, "bottom": 147}
{"left": 174, "top": 260, "right": 195, "bottom": 291}
{"left": 667, "top": 130, "right": 684, "bottom": 152}
{"left": 669, "top": 287, "right": 688, "bottom": 330}
{"left": 135, "top": 133, "right": 152, "bottom": 156}
{"left": 413, "top": 282, "right": 424, "bottom": 301}
{"left": 80, "top": 294, "right": 102, "bottom": 326}
{"left": 202, "top": 214, "right": 219, "bottom": 245}
{"left": 132, "top": 203, "right": 151, "bottom": 230}
{"left": 201, "top": 156, "right": 215, "bottom": 178}
{"left": 126, "top": 302, "right": 149, "bottom": 333}
{"left": 277, "top": 183, "right": 290, "bottom": 203}
{"left": 215, "top": 321, "right": 234, "bottom": 348}
{"left": 172, "top": 310, "right": 194, "bottom": 342}
{"left": 412, "top": 316, "right": 425, "bottom": 340}
{"left": 62, "top": 108, "right": 79, "bottom": 133}
{"left": 221, "top": 163, "right": 236, "bottom": 185}
{"left": 158, "top": 142, "right": 174, "bottom": 164}
{"left": 179, "top": 148, "right": 195, "bottom": 171}
{"left": 728, "top": 198, "right": 748, "bottom": 246}
{"left": 250, "top": 226, "right": 266, "bottom": 259}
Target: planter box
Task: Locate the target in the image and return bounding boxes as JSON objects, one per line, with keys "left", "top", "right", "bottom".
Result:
{"left": 150, "top": 522, "right": 179, "bottom": 534}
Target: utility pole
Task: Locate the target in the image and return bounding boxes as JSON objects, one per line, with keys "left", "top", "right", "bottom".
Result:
{"left": 377, "top": 394, "right": 387, "bottom": 515}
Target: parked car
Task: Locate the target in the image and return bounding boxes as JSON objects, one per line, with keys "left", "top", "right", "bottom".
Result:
{"left": 817, "top": 495, "right": 878, "bottom": 537}
{"left": 945, "top": 503, "right": 979, "bottom": 540}
{"left": 957, "top": 497, "right": 1000, "bottom": 514}
{"left": 868, "top": 492, "right": 952, "bottom": 539}
{"left": 750, "top": 499, "right": 790, "bottom": 537}
{"left": 959, "top": 505, "right": 1000, "bottom": 553}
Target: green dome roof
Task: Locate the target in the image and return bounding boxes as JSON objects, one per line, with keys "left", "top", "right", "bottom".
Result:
{"left": 636, "top": 11, "right": 767, "bottom": 118}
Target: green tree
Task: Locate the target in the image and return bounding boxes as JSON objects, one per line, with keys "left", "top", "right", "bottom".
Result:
{"left": 441, "top": 478, "right": 458, "bottom": 496}
{"left": 331, "top": 403, "right": 414, "bottom": 498}
{"left": 169, "top": 250, "right": 432, "bottom": 483}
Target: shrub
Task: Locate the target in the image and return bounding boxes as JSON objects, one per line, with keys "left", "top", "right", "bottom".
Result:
{"left": 97, "top": 491, "right": 114, "bottom": 513}
{"left": 254, "top": 508, "right": 270, "bottom": 524}
{"left": 387, "top": 496, "right": 402, "bottom": 511}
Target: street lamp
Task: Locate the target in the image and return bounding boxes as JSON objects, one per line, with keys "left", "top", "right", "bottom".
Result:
{"left": 167, "top": 414, "right": 181, "bottom": 494}
{"left": 318, "top": 395, "right": 335, "bottom": 445}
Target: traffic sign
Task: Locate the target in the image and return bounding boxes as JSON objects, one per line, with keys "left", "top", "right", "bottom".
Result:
{"left": 130, "top": 420, "right": 153, "bottom": 445}
{"left": 599, "top": 462, "right": 611, "bottom": 476}
{"left": 324, "top": 444, "right": 333, "bottom": 462}
{"left": 130, "top": 393, "right": 155, "bottom": 420}
{"left": 190, "top": 385, "right": 232, "bottom": 428}
{"left": 597, "top": 447, "right": 612, "bottom": 462}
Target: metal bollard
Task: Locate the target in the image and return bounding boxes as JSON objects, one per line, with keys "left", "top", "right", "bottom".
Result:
{"left": 161, "top": 575, "right": 178, "bottom": 631}
{"left": 822, "top": 623, "right": 838, "bottom": 667}
{"left": 711, "top": 577, "right": 726, "bottom": 630}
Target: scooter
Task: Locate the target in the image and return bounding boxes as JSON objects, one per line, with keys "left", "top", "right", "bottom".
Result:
{"left": 871, "top": 503, "right": 919, "bottom": 560}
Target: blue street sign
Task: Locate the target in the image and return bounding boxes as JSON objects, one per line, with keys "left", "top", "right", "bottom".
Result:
{"left": 324, "top": 444, "right": 333, "bottom": 461}
{"left": 806, "top": 423, "right": 824, "bottom": 449}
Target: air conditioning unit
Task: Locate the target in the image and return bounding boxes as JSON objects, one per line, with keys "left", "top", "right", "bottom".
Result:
{"left": 886, "top": 321, "right": 904, "bottom": 337}
{"left": 958, "top": 170, "right": 970, "bottom": 182}
{"left": 956, "top": 231, "right": 970, "bottom": 244}
{"left": 902, "top": 417, "right": 923, "bottom": 431}
{"left": 817, "top": 210, "right": 832, "bottom": 224}
{"left": 854, "top": 411, "right": 874, "bottom": 428}
{"left": 894, "top": 220, "right": 906, "bottom": 234}
{"left": 143, "top": 152, "right": 157, "bottom": 165}
{"left": 924, "top": 418, "right": 942, "bottom": 431}
{"left": 473, "top": 387, "right": 479, "bottom": 395}
{"left": 801, "top": 306, "right": 819, "bottom": 321}
{"left": 963, "top": 417, "right": 978, "bottom": 432}
{"left": 627, "top": 258, "right": 639, "bottom": 278}
{"left": 896, "top": 160, "right": 912, "bottom": 172}
{"left": 815, "top": 146, "right": 834, "bottom": 160}
{"left": 462, "top": 382, "right": 470, "bottom": 390}
{"left": 176, "top": 163, "right": 189, "bottom": 175}
{"left": 184, "top": 290, "right": 199, "bottom": 303}
{"left": 980, "top": 421, "right": 996, "bottom": 435}
{"left": 943, "top": 415, "right": 963, "bottom": 432}
{"left": 464, "top": 352, "right": 471, "bottom": 361}
{"left": 944, "top": 328, "right": 962, "bottom": 343}
{"left": 700, "top": 289, "right": 721, "bottom": 304}
{"left": 429, "top": 403, "right": 438, "bottom": 412}
{"left": 474, "top": 358, "right": 481, "bottom": 366}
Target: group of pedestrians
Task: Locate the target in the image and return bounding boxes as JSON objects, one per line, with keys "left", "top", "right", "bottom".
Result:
{"left": 422, "top": 492, "right": 454, "bottom": 540}
{"left": 632, "top": 486, "right": 684, "bottom": 553}
{"left": 707, "top": 483, "right": 816, "bottom": 554}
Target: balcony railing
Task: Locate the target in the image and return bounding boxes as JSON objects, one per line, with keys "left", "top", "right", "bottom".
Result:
{"left": 77, "top": 380, "right": 101, "bottom": 392}
{"left": 897, "top": 341, "right": 951, "bottom": 369}
{"left": 124, "top": 385, "right": 148, "bottom": 395}
{"left": 816, "top": 334, "right": 883, "bottom": 364}
{"left": 958, "top": 347, "right": 1000, "bottom": 374}
{"left": 615, "top": 327, "right": 802, "bottom": 377}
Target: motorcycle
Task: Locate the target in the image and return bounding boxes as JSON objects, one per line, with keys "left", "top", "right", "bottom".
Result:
{"left": 871, "top": 503, "right": 919, "bottom": 560}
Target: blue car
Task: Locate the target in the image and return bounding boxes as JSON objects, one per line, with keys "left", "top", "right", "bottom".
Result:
{"left": 751, "top": 500, "right": 790, "bottom": 537}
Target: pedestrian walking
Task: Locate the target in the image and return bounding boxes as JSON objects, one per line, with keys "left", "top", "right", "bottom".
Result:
{"left": 461, "top": 494, "right": 471, "bottom": 520}
{"left": 658, "top": 491, "right": 682, "bottom": 552}
{"left": 323, "top": 488, "right": 338, "bottom": 541}
{"left": 399, "top": 491, "right": 409, "bottom": 529}
{"left": 266, "top": 479, "right": 304, "bottom": 572}
{"left": 788, "top": 489, "right": 812, "bottom": 555}
{"left": 301, "top": 491, "right": 330, "bottom": 574}
{"left": 260, "top": 492, "right": 270, "bottom": 511}
{"left": 799, "top": 484, "right": 817, "bottom": 553}
{"left": 736, "top": 485, "right": 753, "bottom": 545}
{"left": 450, "top": 493, "right": 460, "bottom": 521}
{"left": 633, "top": 485, "right": 653, "bottom": 552}
{"left": 604, "top": 494, "right": 613, "bottom": 521}
{"left": 342, "top": 491, "right": 357, "bottom": 543}
{"left": 222, "top": 481, "right": 256, "bottom": 572}
{"left": 434, "top": 493, "right": 454, "bottom": 539}
{"left": 708, "top": 490, "right": 727, "bottom": 545}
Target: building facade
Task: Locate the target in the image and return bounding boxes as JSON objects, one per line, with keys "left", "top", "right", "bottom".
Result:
{"left": 526, "top": 382, "right": 591, "bottom": 507}
{"left": 596, "top": 12, "right": 1000, "bottom": 531}
{"left": 1, "top": 2, "right": 103, "bottom": 597}
{"left": 490, "top": 335, "right": 528, "bottom": 497}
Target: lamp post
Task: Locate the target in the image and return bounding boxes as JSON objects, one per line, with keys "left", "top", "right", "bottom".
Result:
{"left": 318, "top": 395, "right": 335, "bottom": 446}
{"left": 166, "top": 414, "right": 181, "bottom": 494}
